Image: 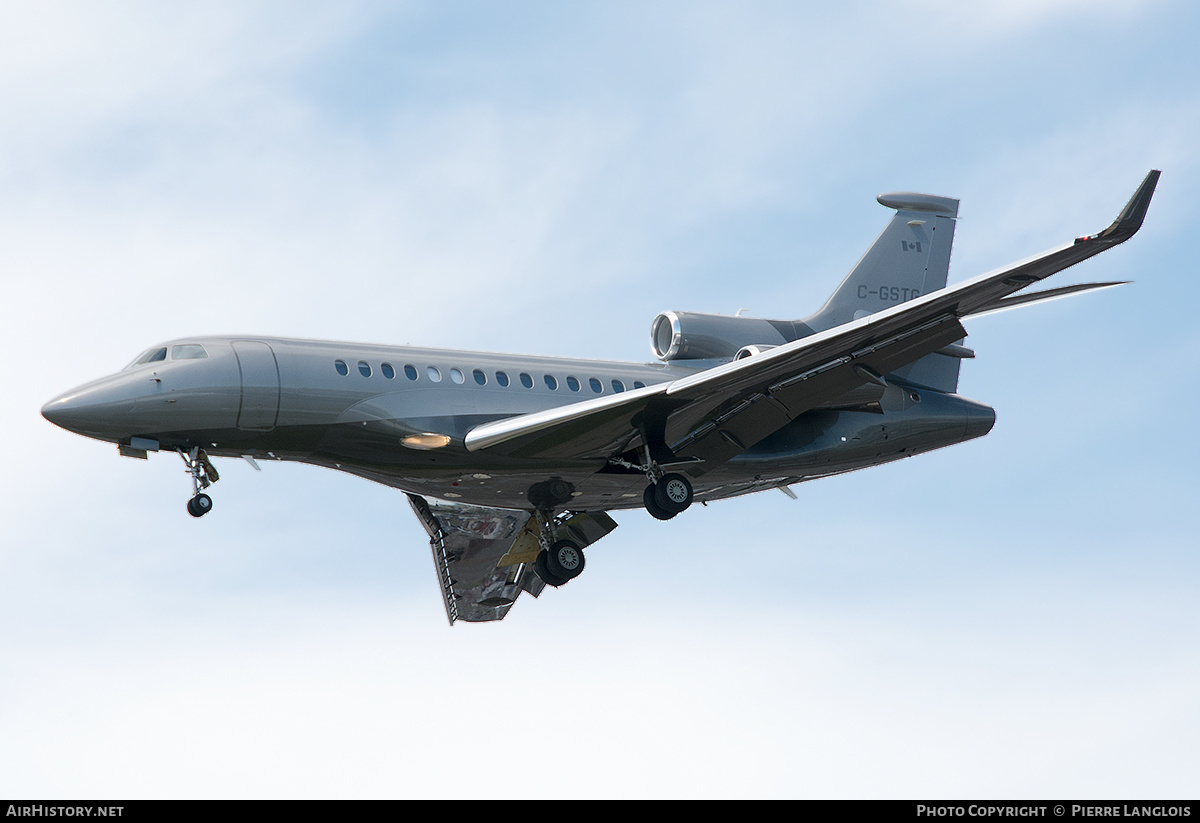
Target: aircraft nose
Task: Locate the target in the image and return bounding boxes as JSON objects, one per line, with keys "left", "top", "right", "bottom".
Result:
{"left": 41, "top": 394, "right": 70, "bottom": 427}
{"left": 41, "top": 375, "right": 144, "bottom": 439}
{"left": 41, "top": 390, "right": 102, "bottom": 434}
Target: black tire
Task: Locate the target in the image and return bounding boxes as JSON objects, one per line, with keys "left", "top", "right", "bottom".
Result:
{"left": 643, "top": 484, "right": 676, "bottom": 520}
{"left": 187, "top": 493, "right": 213, "bottom": 518}
{"left": 546, "top": 539, "right": 585, "bottom": 581}
{"left": 535, "top": 550, "right": 568, "bottom": 587}
{"left": 654, "top": 473, "right": 693, "bottom": 514}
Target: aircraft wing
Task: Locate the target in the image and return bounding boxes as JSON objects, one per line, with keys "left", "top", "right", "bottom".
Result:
{"left": 465, "top": 170, "right": 1159, "bottom": 469}
{"left": 407, "top": 495, "right": 617, "bottom": 625}
{"left": 408, "top": 494, "right": 545, "bottom": 624}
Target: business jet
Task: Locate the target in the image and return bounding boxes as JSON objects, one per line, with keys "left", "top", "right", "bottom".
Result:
{"left": 42, "top": 170, "right": 1159, "bottom": 624}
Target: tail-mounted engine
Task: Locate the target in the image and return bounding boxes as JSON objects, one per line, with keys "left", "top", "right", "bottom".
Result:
{"left": 734, "top": 344, "right": 777, "bottom": 360}
{"left": 650, "top": 311, "right": 801, "bottom": 361}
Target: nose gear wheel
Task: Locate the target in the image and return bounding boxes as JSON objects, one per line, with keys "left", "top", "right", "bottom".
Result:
{"left": 186, "top": 493, "right": 213, "bottom": 517}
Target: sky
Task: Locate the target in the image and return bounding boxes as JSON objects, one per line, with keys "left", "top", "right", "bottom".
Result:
{"left": 2, "top": 0, "right": 1199, "bottom": 800}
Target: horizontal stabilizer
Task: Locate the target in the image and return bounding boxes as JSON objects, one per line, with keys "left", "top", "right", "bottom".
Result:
{"left": 876, "top": 192, "right": 960, "bottom": 216}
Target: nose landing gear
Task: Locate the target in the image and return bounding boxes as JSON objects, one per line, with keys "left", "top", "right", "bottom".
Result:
{"left": 178, "top": 447, "right": 219, "bottom": 517}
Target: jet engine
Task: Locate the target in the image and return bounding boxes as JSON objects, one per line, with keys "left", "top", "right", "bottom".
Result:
{"left": 650, "top": 311, "right": 802, "bottom": 361}
{"left": 733, "top": 344, "right": 777, "bottom": 360}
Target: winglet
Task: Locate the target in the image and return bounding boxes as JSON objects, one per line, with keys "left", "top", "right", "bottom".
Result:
{"left": 1075, "top": 169, "right": 1160, "bottom": 245}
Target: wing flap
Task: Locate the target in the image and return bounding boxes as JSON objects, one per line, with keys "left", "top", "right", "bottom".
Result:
{"left": 671, "top": 318, "right": 967, "bottom": 469}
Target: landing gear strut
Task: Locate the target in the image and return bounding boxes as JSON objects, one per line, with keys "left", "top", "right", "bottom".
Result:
{"left": 633, "top": 439, "right": 694, "bottom": 520}
{"left": 532, "top": 510, "right": 585, "bottom": 587}
{"left": 606, "top": 421, "right": 699, "bottom": 522}
{"left": 178, "top": 447, "right": 219, "bottom": 517}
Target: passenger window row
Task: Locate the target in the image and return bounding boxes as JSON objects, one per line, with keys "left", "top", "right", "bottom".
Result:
{"left": 334, "top": 359, "right": 647, "bottom": 393}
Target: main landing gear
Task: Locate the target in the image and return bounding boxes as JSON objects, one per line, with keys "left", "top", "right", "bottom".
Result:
{"left": 609, "top": 441, "right": 698, "bottom": 521}
{"left": 535, "top": 538, "right": 586, "bottom": 588}
{"left": 178, "top": 447, "right": 219, "bottom": 518}
{"left": 643, "top": 472, "right": 694, "bottom": 521}
{"left": 532, "top": 511, "right": 586, "bottom": 588}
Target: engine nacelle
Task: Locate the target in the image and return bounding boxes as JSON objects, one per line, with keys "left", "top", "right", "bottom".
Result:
{"left": 650, "top": 311, "right": 795, "bottom": 361}
{"left": 734, "top": 344, "right": 777, "bottom": 360}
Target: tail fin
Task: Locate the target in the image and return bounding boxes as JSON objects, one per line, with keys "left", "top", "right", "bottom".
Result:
{"left": 806, "top": 192, "right": 959, "bottom": 331}
{"left": 804, "top": 191, "right": 962, "bottom": 391}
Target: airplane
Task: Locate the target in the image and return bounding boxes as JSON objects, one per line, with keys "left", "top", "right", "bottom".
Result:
{"left": 41, "top": 170, "right": 1160, "bottom": 625}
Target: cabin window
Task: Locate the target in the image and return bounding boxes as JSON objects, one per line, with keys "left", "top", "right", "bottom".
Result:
{"left": 566, "top": 376, "right": 580, "bottom": 392}
{"left": 335, "top": 360, "right": 349, "bottom": 376}
{"left": 381, "top": 363, "right": 395, "bottom": 379}
{"left": 612, "top": 379, "right": 625, "bottom": 393}
{"left": 427, "top": 366, "right": 442, "bottom": 382}
{"left": 473, "top": 369, "right": 487, "bottom": 386}
{"left": 589, "top": 377, "right": 603, "bottom": 393}
{"left": 496, "top": 371, "right": 510, "bottom": 387}
{"left": 544, "top": 374, "right": 558, "bottom": 390}
{"left": 358, "top": 361, "right": 372, "bottom": 377}
{"left": 519, "top": 372, "right": 533, "bottom": 389}
{"left": 404, "top": 364, "right": 418, "bottom": 380}
{"left": 633, "top": 381, "right": 645, "bottom": 389}
{"left": 171, "top": 344, "right": 208, "bottom": 360}
{"left": 449, "top": 367, "right": 465, "bottom": 384}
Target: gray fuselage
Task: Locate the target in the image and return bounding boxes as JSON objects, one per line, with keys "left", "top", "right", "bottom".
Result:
{"left": 42, "top": 335, "right": 996, "bottom": 511}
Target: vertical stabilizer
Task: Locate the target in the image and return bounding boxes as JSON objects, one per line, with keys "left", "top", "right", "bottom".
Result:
{"left": 804, "top": 191, "right": 963, "bottom": 391}
{"left": 805, "top": 192, "right": 958, "bottom": 332}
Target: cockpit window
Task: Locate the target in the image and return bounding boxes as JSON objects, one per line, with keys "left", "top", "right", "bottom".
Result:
{"left": 171, "top": 344, "right": 208, "bottom": 360}
{"left": 126, "top": 347, "right": 168, "bottom": 369}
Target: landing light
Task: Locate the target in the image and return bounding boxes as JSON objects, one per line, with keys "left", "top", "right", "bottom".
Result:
{"left": 401, "top": 433, "right": 452, "bottom": 450}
